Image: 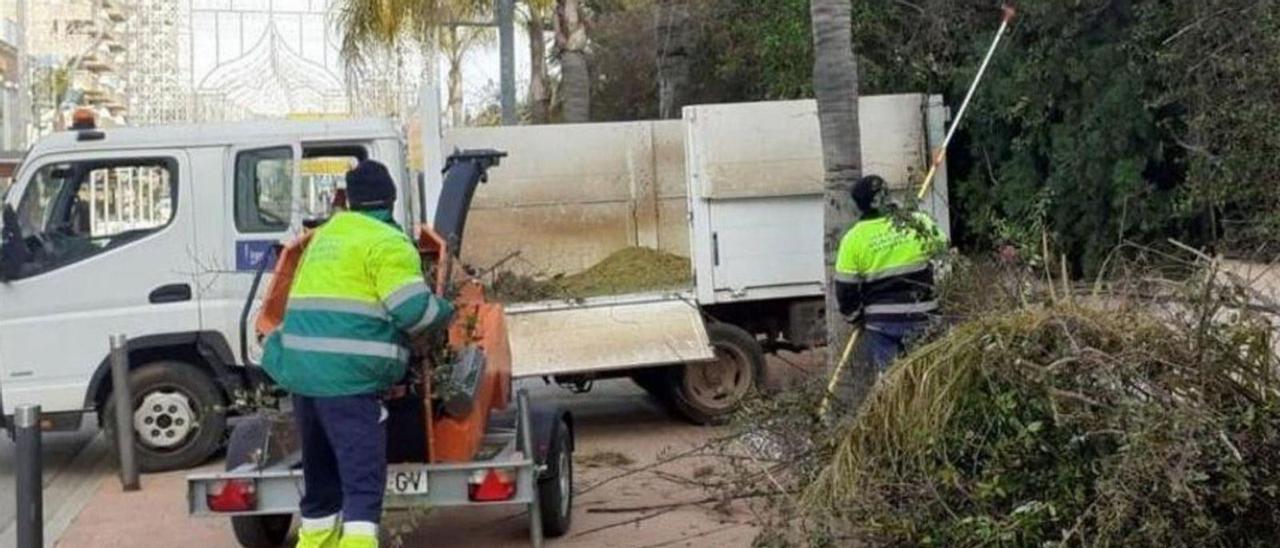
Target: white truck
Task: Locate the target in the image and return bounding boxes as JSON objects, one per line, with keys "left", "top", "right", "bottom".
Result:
{"left": 462, "top": 95, "right": 951, "bottom": 423}
{"left": 0, "top": 94, "right": 949, "bottom": 471}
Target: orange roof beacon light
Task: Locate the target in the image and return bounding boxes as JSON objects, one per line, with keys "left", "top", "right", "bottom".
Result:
{"left": 70, "top": 108, "right": 97, "bottom": 130}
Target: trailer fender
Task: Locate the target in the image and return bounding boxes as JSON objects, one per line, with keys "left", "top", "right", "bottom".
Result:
{"left": 526, "top": 403, "right": 574, "bottom": 470}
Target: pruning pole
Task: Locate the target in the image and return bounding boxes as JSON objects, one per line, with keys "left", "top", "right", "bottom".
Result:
{"left": 917, "top": 4, "right": 1018, "bottom": 202}
{"left": 818, "top": 327, "right": 862, "bottom": 417}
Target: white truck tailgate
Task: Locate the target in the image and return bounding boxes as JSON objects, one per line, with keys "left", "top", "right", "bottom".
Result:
{"left": 505, "top": 293, "right": 714, "bottom": 378}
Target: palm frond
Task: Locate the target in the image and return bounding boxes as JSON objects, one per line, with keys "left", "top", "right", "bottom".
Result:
{"left": 334, "top": 0, "right": 498, "bottom": 71}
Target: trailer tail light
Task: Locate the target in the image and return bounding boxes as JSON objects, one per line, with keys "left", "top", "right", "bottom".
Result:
{"left": 207, "top": 479, "right": 257, "bottom": 512}
{"left": 468, "top": 469, "right": 516, "bottom": 502}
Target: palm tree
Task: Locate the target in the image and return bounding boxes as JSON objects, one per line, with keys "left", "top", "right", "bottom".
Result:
{"left": 655, "top": 0, "right": 691, "bottom": 119}
{"left": 554, "top": 0, "right": 591, "bottom": 122}
{"left": 810, "top": 0, "right": 863, "bottom": 394}
{"left": 524, "top": 0, "right": 554, "bottom": 123}
{"left": 439, "top": 23, "right": 494, "bottom": 126}
{"left": 335, "top": 0, "right": 490, "bottom": 123}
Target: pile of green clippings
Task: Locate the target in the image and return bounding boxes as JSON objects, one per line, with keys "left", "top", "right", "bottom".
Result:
{"left": 488, "top": 246, "right": 692, "bottom": 303}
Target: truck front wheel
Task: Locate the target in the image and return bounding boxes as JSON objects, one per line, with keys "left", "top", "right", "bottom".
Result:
{"left": 668, "top": 323, "right": 764, "bottom": 425}
{"left": 103, "top": 361, "right": 227, "bottom": 473}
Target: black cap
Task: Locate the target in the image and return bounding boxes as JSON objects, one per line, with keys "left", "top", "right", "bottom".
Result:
{"left": 346, "top": 160, "right": 397, "bottom": 210}
{"left": 851, "top": 175, "right": 887, "bottom": 213}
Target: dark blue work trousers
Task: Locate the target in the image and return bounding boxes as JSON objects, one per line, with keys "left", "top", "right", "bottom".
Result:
{"left": 293, "top": 394, "right": 387, "bottom": 524}
{"left": 859, "top": 320, "right": 929, "bottom": 372}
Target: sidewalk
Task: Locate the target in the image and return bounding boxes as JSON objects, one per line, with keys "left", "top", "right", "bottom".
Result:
{"left": 55, "top": 380, "right": 766, "bottom": 547}
{"left": 56, "top": 465, "right": 229, "bottom": 548}
{"left": 0, "top": 431, "right": 111, "bottom": 548}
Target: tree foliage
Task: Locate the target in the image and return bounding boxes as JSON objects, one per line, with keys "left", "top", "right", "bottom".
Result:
{"left": 855, "top": 0, "right": 1280, "bottom": 271}
{"left": 588, "top": 0, "right": 813, "bottom": 122}
{"left": 588, "top": 0, "right": 1280, "bottom": 270}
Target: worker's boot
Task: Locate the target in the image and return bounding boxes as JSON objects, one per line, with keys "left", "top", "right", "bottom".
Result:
{"left": 337, "top": 522, "right": 379, "bottom": 548}
{"left": 296, "top": 515, "right": 342, "bottom": 548}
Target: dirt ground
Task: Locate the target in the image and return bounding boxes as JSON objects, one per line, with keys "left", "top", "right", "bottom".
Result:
{"left": 55, "top": 355, "right": 818, "bottom": 548}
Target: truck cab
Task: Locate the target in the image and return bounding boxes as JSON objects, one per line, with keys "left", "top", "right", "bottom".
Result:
{"left": 0, "top": 115, "right": 411, "bottom": 471}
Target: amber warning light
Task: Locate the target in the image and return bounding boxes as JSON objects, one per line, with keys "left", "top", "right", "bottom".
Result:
{"left": 70, "top": 109, "right": 97, "bottom": 130}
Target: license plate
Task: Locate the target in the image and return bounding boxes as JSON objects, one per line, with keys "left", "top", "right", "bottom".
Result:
{"left": 385, "top": 465, "right": 429, "bottom": 495}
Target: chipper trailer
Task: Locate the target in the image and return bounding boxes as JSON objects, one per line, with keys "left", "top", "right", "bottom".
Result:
{"left": 186, "top": 150, "right": 575, "bottom": 548}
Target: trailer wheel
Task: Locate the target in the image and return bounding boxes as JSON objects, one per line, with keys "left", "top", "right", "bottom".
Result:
{"left": 226, "top": 416, "right": 293, "bottom": 548}
{"left": 668, "top": 323, "right": 763, "bottom": 425}
{"left": 537, "top": 418, "right": 573, "bottom": 538}
{"left": 102, "top": 360, "right": 227, "bottom": 473}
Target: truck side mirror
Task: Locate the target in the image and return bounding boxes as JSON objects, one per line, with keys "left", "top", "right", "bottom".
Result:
{"left": 0, "top": 204, "right": 29, "bottom": 282}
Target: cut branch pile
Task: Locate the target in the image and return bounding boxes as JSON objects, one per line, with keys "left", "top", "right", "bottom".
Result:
{"left": 799, "top": 261, "right": 1280, "bottom": 546}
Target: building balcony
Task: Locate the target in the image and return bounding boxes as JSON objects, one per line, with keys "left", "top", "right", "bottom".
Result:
{"left": 83, "top": 86, "right": 126, "bottom": 111}
{"left": 105, "top": 2, "right": 128, "bottom": 23}
{"left": 81, "top": 53, "right": 116, "bottom": 74}
{"left": 84, "top": 93, "right": 107, "bottom": 105}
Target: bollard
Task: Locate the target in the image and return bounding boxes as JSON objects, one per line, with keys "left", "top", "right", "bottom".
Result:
{"left": 110, "top": 335, "right": 140, "bottom": 491}
{"left": 0, "top": 376, "right": 9, "bottom": 441}
{"left": 15, "top": 404, "right": 43, "bottom": 548}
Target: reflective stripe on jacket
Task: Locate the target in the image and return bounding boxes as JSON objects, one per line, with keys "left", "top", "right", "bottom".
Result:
{"left": 834, "top": 210, "right": 945, "bottom": 323}
{"left": 262, "top": 210, "right": 454, "bottom": 397}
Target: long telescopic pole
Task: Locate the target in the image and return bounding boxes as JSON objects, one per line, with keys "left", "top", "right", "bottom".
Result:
{"left": 917, "top": 4, "right": 1017, "bottom": 202}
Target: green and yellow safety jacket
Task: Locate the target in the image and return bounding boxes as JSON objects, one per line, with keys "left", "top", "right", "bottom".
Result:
{"left": 834, "top": 209, "right": 946, "bottom": 323}
{"left": 261, "top": 210, "right": 454, "bottom": 397}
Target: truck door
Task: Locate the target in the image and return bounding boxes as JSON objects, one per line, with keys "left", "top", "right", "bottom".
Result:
{"left": 206, "top": 143, "right": 302, "bottom": 367}
{"left": 0, "top": 150, "right": 198, "bottom": 416}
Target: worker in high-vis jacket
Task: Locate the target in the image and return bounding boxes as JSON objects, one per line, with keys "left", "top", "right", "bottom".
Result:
{"left": 834, "top": 175, "right": 946, "bottom": 372}
{"left": 261, "top": 160, "right": 453, "bottom": 548}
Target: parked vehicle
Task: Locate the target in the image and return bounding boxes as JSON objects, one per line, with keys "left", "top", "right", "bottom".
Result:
{"left": 0, "top": 116, "right": 411, "bottom": 471}
{"left": 0, "top": 94, "right": 950, "bottom": 471}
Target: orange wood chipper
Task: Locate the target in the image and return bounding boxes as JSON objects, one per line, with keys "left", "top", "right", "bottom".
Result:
{"left": 186, "top": 150, "right": 574, "bottom": 548}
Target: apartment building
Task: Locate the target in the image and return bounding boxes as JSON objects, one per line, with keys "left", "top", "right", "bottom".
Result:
{"left": 28, "top": 0, "right": 130, "bottom": 130}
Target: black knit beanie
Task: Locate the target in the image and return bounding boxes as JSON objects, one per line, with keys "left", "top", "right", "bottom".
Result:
{"left": 345, "top": 160, "right": 397, "bottom": 210}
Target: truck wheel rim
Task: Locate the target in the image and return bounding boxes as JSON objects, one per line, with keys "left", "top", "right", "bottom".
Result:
{"left": 557, "top": 449, "right": 571, "bottom": 518}
{"left": 133, "top": 390, "right": 197, "bottom": 450}
{"left": 684, "top": 344, "right": 751, "bottom": 411}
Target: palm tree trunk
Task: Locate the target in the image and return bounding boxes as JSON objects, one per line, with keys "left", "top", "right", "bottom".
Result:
{"left": 446, "top": 26, "right": 465, "bottom": 127}
{"left": 656, "top": 0, "right": 691, "bottom": 120}
{"left": 810, "top": 0, "right": 863, "bottom": 397}
{"left": 555, "top": 0, "right": 590, "bottom": 123}
{"left": 527, "top": 8, "right": 550, "bottom": 124}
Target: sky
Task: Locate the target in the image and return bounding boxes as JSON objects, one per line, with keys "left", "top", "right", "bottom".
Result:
{"left": 185, "top": 0, "right": 531, "bottom": 121}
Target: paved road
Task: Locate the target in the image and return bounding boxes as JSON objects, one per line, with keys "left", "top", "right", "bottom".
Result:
{"left": 59, "top": 378, "right": 763, "bottom": 548}
{"left": 0, "top": 417, "right": 110, "bottom": 546}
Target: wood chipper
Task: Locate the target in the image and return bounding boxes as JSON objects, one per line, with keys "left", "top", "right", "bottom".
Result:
{"left": 187, "top": 150, "right": 575, "bottom": 548}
